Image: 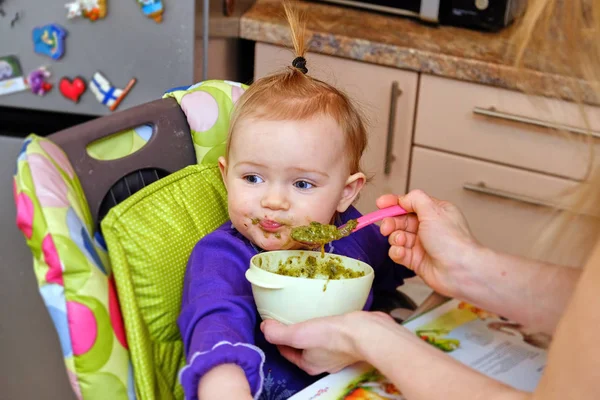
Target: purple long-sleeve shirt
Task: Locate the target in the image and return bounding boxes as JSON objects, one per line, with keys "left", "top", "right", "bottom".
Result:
{"left": 178, "top": 206, "right": 414, "bottom": 400}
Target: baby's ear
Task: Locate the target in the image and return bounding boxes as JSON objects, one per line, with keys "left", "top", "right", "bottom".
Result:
{"left": 337, "top": 173, "right": 366, "bottom": 213}
{"left": 218, "top": 157, "right": 228, "bottom": 187}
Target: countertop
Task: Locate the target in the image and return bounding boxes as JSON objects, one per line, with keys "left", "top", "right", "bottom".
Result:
{"left": 240, "top": 0, "right": 597, "bottom": 105}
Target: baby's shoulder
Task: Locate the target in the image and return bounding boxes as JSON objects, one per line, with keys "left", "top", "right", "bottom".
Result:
{"left": 191, "top": 221, "right": 253, "bottom": 257}
{"left": 186, "top": 222, "right": 256, "bottom": 276}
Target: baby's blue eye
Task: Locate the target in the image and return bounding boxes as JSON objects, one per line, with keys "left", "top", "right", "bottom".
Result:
{"left": 244, "top": 175, "right": 264, "bottom": 184}
{"left": 294, "top": 180, "right": 314, "bottom": 190}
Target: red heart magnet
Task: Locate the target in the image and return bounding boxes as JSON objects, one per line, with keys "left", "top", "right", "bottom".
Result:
{"left": 59, "top": 77, "right": 86, "bottom": 103}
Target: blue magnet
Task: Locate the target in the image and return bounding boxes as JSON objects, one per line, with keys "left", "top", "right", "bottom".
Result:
{"left": 32, "top": 24, "right": 67, "bottom": 60}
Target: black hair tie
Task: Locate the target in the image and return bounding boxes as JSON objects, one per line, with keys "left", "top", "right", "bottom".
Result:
{"left": 292, "top": 56, "right": 308, "bottom": 74}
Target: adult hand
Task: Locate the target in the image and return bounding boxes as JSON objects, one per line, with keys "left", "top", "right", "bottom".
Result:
{"left": 261, "top": 312, "right": 394, "bottom": 376}
{"left": 378, "top": 190, "right": 481, "bottom": 299}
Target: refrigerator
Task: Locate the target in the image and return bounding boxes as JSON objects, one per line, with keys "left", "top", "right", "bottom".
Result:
{"left": 0, "top": 0, "right": 195, "bottom": 116}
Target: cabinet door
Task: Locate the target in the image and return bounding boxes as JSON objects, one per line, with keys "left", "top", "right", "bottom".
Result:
{"left": 409, "top": 146, "right": 597, "bottom": 266}
{"left": 254, "top": 43, "right": 418, "bottom": 214}
{"left": 415, "top": 74, "right": 600, "bottom": 180}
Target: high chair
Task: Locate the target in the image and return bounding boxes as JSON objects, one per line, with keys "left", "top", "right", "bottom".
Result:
{"left": 12, "top": 80, "right": 416, "bottom": 400}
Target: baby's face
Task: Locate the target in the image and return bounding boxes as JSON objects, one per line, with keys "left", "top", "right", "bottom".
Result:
{"left": 220, "top": 115, "right": 363, "bottom": 251}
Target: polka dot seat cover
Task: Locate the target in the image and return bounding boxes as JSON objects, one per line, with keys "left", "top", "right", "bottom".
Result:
{"left": 164, "top": 80, "right": 248, "bottom": 164}
{"left": 13, "top": 80, "right": 247, "bottom": 400}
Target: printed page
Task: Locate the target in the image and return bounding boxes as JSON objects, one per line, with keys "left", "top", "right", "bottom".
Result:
{"left": 290, "top": 299, "right": 548, "bottom": 400}
{"left": 289, "top": 363, "right": 404, "bottom": 400}
{"left": 403, "top": 300, "right": 548, "bottom": 392}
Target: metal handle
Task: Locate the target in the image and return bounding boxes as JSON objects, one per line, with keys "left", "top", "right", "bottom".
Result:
{"left": 463, "top": 182, "right": 556, "bottom": 208}
{"left": 384, "top": 81, "right": 402, "bottom": 175}
{"left": 202, "top": 0, "right": 209, "bottom": 81}
{"left": 473, "top": 106, "right": 600, "bottom": 139}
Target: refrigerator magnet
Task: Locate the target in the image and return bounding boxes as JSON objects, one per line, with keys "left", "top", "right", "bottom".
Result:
{"left": 32, "top": 24, "right": 67, "bottom": 60}
{"left": 59, "top": 76, "right": 86, "bottom": 103}
{"left": 65, "top": 0, "right": 107, "bottom": 21}
{"left": 26, "top": 66, "right": 53, "bottom": 96}
{"left": 0, "top": 55, "right": 28, "bottom": 96}
{"left": 89, "top": 71, "right": 136, "bottom": 111}
{"left": 137, "top": 0, "right": 164, "bottom": 23}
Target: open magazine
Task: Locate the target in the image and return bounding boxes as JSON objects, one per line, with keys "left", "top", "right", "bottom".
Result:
{"left": 289, "top": 299, "right": 549, "bottom": 400}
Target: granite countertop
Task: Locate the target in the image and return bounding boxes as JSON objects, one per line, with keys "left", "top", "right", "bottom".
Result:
{"left": 240, "top": 0, "right": 596, "bottom": 105}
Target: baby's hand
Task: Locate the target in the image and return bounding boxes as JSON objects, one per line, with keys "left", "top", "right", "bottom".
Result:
{"left": 198, "top": 363, "right": 253, "bottom": 400}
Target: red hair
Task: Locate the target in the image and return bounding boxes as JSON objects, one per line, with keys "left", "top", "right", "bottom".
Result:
{"left": 227, "top": 2, "right": 367, "bottom": 175}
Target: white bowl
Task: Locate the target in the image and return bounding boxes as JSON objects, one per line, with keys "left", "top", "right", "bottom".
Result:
{"left": 245, "top": 250, "right": 374, "bottom": 324}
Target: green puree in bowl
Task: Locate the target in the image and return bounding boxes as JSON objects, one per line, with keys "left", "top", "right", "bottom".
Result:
{"left": 275, "top": 255, "right": 364, "bottom": 280}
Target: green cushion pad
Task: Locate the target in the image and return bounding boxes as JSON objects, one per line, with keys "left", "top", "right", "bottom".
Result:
{"left": 101, "top": 164, "right": 228, "bottom": 399}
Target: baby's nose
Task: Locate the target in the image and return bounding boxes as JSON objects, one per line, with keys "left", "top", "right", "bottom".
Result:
{"left": 261, "top": 187, "right": 290, "bottom": 210}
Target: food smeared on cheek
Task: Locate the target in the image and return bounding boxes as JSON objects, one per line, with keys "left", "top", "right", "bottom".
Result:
{"left": 274, "top": 232, "right": 281, "bottom": 239}
{"left": 251, "top": 218, "right": 260, "bottom": 225}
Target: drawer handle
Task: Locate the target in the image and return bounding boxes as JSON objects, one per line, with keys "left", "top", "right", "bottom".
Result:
{"left": 473, "top": 106, "right": 600, "bottom": 139}
{"left": 463, "top": 182, "right": 556, "bottom": 208}
{"left": 385, "top": 81, "right": 403, "bottom": 175}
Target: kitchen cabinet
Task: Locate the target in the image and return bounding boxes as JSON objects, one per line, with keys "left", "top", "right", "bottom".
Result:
{"left": 415, "top": 75, "right": 600, "bottom": 181}
{"left": 409, "top": 146, "right": 597, "bottom": 266}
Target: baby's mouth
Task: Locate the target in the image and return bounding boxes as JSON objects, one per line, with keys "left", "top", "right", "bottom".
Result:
{"left": 258, "top": 219, "right": 284, "bottom": 233}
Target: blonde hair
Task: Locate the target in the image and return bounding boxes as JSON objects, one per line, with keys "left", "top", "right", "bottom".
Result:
{"left": 512, "top": 0, "right": 600, "bottom": 92}
{"left": 512, "top": 0, "right": 600, "bottom": 265}
{"left": 226, "top": 1, "right": 368, "bottom": 175}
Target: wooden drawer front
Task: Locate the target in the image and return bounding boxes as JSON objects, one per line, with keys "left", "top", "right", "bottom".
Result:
{"left": 409, "top": 146, "right": 597, "bottom": 266}
{"left": 415, "top": 74, "right": 600, "bottom": 181}
{"left": 255, "top": 43, "right": 419, "bottom": 214}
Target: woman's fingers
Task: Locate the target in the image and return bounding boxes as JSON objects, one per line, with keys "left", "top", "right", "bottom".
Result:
{"left": 380, "top": 214, "right": 419, "bottom": 236}
{"left": 380, "top": 217, "right": 395, "bottom": 236}
{"left": 390, "top": 246, "right": 414, "bottom": 268}
{"left": 376, "top": 194, "right": 401, "bottom": 209}
{"left": 276, "top": 345, "right": 304, "bottom": 368}
{"left": 397, "top": 190, "right": 439, "bottom": 219}
{"left": 371, "top": 311, "right": 395, "bottom": 321}
{"left": 389, "top": 231, "right": 417, "bottom": 248}
{"left": 277, "top": 345, "right": 329, "bottom": 376}
{"left": 261, "top": 317, "right": 338, "bottom": 350}
{"left": 261, "top": 319, "right": 303, "bottom": 348}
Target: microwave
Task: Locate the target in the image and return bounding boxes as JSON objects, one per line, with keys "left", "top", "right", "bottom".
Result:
{"left": 317, "top": 0, "right": 527, "bottom": 31}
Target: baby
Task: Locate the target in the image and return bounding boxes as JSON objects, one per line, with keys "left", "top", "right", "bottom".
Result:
{"left": 177, "top": 3, "right": 414, "bottom": 399}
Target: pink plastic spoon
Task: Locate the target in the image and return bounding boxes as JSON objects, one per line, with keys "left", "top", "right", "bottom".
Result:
{"left": 291, "top": 205, "right": 408, "bottom": 246}
{"left": 352, "top": 204, "right": 408, "bottom": 232}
